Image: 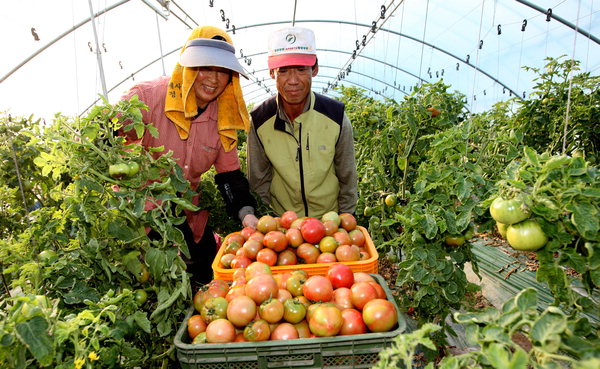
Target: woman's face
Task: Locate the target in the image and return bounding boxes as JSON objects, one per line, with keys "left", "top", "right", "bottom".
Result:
{"left": 193, "top": 66, "right": 231, "bottom": 108}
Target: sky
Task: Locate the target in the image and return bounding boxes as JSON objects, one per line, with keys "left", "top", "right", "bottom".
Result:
{"left": 1, "top": 0, "right": 599, "bottom": 122}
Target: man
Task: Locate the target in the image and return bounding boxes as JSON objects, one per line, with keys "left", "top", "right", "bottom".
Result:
{"left": 247, "top": 27, "right": 358, "bottom": 218}
{"left": 120, "top": 26, "right": 258, "bottom": 284}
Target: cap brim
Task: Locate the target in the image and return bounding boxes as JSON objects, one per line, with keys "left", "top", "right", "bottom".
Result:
{"left": 180, "top": 40, "right": 248, "bottom": 79}
{"left": 268, "top": 54, "right": 317, "bottom": 70}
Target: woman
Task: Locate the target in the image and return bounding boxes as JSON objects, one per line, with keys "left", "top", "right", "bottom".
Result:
{"left": 120, "top": 26, "right": 258, "bottom": 284}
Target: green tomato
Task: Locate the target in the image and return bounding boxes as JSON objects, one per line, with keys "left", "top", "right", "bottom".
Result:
{"left": 128, "top": 161, "right": 140, "bottom": 176}
{"left": 506, "top": 220, "right": 548, "bottom": 251}
{"left": 134, "top": 289, "right": 148, "bottom": 305}
{"left": 489, "top": 197, "right": 530, "bottom": 225}
{"left": 108, "top": 163, "right": 131, "bottom": 179}
{"left": 496, "top": 222, "right": 508, "bottom": 238}
{"left": 137, "top": 264, "right": 150, "bottom": 284}
{"left": 384, "top": 194, "right": 397, "bottom": 207}
{"left": 444, "top": 234, "right": 465, "bottom": 247}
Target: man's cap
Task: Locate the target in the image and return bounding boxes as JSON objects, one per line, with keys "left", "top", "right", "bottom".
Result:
{"left": 268, "top": 27, "right": 317, "bottom": 70}
{"left": 179, "top": 38, "right": 248, "bottom": 78}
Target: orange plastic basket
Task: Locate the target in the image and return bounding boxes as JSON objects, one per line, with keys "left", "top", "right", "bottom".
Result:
{"left": 212, "top": 226, "right": 378, "bottom": 281}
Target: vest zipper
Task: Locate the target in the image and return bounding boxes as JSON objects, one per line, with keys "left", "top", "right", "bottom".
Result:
{"left": 297, "top": 122, "right": 309, "bottom": 216}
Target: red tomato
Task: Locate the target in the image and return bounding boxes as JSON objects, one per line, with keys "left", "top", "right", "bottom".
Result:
{"left": 224, "top": 238, "right": 243, "bottom": 255}
{"left": 193, "top": 290, "right": 207, "bottom": 313}
{"left": 245, "top": 274, "right": 279, "bottom": 305}
{"left": 339, "top": 213, "right": 357, "bottom": 231}
{"left": 249, "top": 231, "right": 265, "bottom": 244}
{"left": 333, "top": 231, "right": 351, "bottom": 246}
{"left": 231, "top": 255, "right": 252, "bottom": 269}
{"left": 297, "top": 243, "right": 320, "bottom": 264}
{"left": 316, "top": 252, "right": 337, "bottom": 263}
{"left": 327, "top": 263, "right": 354, "bottom": 289}
{"left": 256, "top": 248, "right": 277, "bottom": 266}
{"left": 368, "top": 281, "right": 386, "bottom": 299}
{"left": 245, "top": 261, "right": 272, "bottom": 280}
{"left": 234, "top": 332, "right": 247, "bottom": 342}
{"left": 205, "top": 319, "right": 236, "bottom": 343}
{"left": 340, "top": 308, "right": 367, "bottom": 335}
{"left": 294, "top": 320, "right": 311, "bottom": 338}
{"left": 335, "top": 244, "right": 361, "bottom": 262}
{"left": 309, "top": 305, "right": 343, "bottom": 337}
{"left": 226, "top": 295, "right": 257, "bottom": 328}
{"left": 264, "top": 230, "right": 288, "bottom": 252}
{"left": 277, "top": 249, "right": 298, "bottom": 266}
{"left": 207, "top": 279, "right": 230, "bottom": 294}
{"left": 348, "top": 229, "right": 365, "bottom": 246}
{"left": 332, "top": 287, "right": 354, "bottom": 310}
{"left": 362, "top": 299, "right": 398, "bottom": 332}
{"left": 273, "top": 272, "right": 292, "bottom": 289}
{"left": 276, "top": 288, "right": 292, "bottom": 304}
{"left": 353, "top": 272, "right": 375, "bottom": 283}
{"left": 283, "top": 298, "right": 307, "bottom": 324}
{"left": 201, "top": 296, "right": 229, "bottom": 324}
{"left": 300, "top": 218, "right": 326, "bottom": 244}
{"left": 240, "top": 226, "right": 256, "bottom": 240}
{"left": 257, "top": 215, "right": 278, "bottom": 234}
{"left": 187, "top": 314, "right": 207, "bottom": 339}
{"left": 303, "top": 275, "right": 334, "bottom": 303}
{"left": 242, "top": 239, "right": 263, "bottom": 259}
{"left": 271, "top": 322, "right": 299, "bottom": 340}
{"left": 290, "top": 217, "right": 306, "bottom": 230}
{"left": 280, "top": 210, "right": 299, "bottom": 229}
{"left": 322, "top": 220, "right": 339, "bottom": 236}
{"left": 285, "top": 228, "right": 304, "bottom": 248}
{"left": 350, "top": 281, "right": 378, "bottom": 310}
{"left": 225, "top": 285, "right": 245, "bottom": 302}
{"left": 243, "top": 319, "right": 271, "bottom": 342}
{"left": 232, "top": 268, "right": 246, "bottom": 280}
{"left": 259, "top": 298, "right": 285, "bottom": 324}
{"left": 220, "top": 253, "right": 235, "bottom": 268}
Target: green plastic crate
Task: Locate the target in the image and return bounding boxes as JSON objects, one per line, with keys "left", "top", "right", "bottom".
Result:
{"left": 174, "top": 274, "right": 408, "bottom": 369}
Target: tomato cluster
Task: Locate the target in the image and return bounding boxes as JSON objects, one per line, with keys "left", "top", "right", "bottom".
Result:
{"left": 219, "top": 211, "right": 369, "bottom": 269}
{"left": 490, "top": 197, "right": 548, "bottom": 251}
{"left": 187, "top": 262, "right": 398, "bottom": 344}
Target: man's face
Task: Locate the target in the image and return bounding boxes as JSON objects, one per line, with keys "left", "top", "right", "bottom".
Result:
{"left": 270, "top": 65, "right": 318, "bottom": 106}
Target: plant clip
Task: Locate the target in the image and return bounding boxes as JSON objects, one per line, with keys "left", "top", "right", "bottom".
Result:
{"left": 521, "top": 19, "right": 527, "bottom": 32}
{"left": 372, "top": 21, "right": 377, "bottom": 33}
{"left": 362, "top": 35, "right": 367, "bottom": 46}
{"left": 473, "top": 95, "right": 477, "bottom": 101}
{"left": 239, "top": 49, "right": 244, "bottom": 57}
{"left": 208, "top": 0, "right": 214, "bottom": 7}
{"left": 456, "top": 62, "right": 460, "bottom": 71}
{"left": 546, "top": 8, "right": 552, "bottom": 22}
{"left": 497, "top": 24, "right": 502, "bottom": 35}
{"left": 522, "top": 91, "right": 526, "bottom": 98}
{"left": 220, "top": 9, "right": 225, "bottom": 21}
{"left": 225, "top": 18, "right": 230, "bottom": 29}
{"left": 88, "top": 42, "right": 93, "bottom": 52}
{"left": 380, "top": 4, "right": 386, "bottom": 19}
{"left": 466, "top": 54, "right": 470, "bottom": 64}
{"left": 232, "top": 25, "right": 236, "bottom": 34}
{"left": 483, "top": 89, "right": 487, "bottom": 96}
{"left": 503, "top": 87, "right": 506, "bottom": 94}
{"left": 119, "top": 61, "right": 123, "bottom": 69}
{"left": 103, "top": 43, "right": 107, "bottom": 52}
{"left": 441, "top": 68, "right": 445, "bottom": 76}
{"left": 479, "top": 40, "right": 483, "bottom": 49}
{"left": 356, "top": 40, "right": 360, "bottom": 50}
{"left": 31, "top": 27, "right": 40, "bottom": 41}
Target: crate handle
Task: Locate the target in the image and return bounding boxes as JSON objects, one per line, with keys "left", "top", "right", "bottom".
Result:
{"left": 266, "top": 358, "right": 316, "bottom": 368}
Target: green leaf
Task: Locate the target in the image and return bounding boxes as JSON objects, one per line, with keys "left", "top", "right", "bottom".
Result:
{"left": 523, "top": 147, "right": 540, "bottom": 167}
{"left": 146, "top": 247, "right": 167, "bottom": 280}
{"left": 486, "top": 343, "right": 510, "bottom": 368}
{"left": 15, "top": 316, "right": 53, "bottom": 366}
{"left": 397, "top": 156, "right": 407, "bottom": 171}
{"left": 108, "top": 218, "right": 138, "bottom": 242}
{"left": 421, "top": 213, "right": 438, "bottom": 239}
{"left": 508, "top": 348, "right": 529, "bottom": 369}
{"left": 514, "top": 288, "right": 537, "bottom": 313}
{"left": 130, "top": 311, "right": 151, "bottom": 334}
{"left": 530, "top": 307, "right": 567, "bottom": 345}
{"left": 569, "top": 203, "right": 599, "bottom": 240}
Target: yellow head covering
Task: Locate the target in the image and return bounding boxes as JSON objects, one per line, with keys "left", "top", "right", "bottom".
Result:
{"left": 165, "top": 26, "right": 250, "bottom": 152}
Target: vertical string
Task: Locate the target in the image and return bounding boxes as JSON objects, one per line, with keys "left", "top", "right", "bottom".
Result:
{"left": 393, "top": 2, "right": 405, "bottom": 100}
{"left": 156, "top": 13, "right": 166, "bottom": 76}
{"left": 417, "top": 0, "right": 431, "bottom": 85}
{"left": 563, "top": 0, "right": 582, "bottom": 154}
{"left": 470, "top": 0, "right": 486, "bottom": 113}
{"left": 292, "top": 0, "right": 298, "bottom": 26}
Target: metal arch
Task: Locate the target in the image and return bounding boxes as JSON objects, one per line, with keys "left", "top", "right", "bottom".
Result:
{"left": 514, "top": 0, "right": 600, "bottom": 45}
{"left": 236, "top": 48, "right": 427, "bottom": 85}
{"left": 241, "top": 65, "right": 408, "bottom": 99}
{"left": 1, "top": 0, "right": 132, "bottom": 84}
{"left": 233, "top": 19, "right": 529, "bottom": 99}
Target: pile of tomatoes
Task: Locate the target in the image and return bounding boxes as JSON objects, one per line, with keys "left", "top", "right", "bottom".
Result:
{"left": 187, "top": 262, "right": 399, "bottom": 343}
{"left": 490, "top": 197, "right": 548, "bottom": 251}
{"left": 219, "top": 211, "right": 370, "bottom": 269}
